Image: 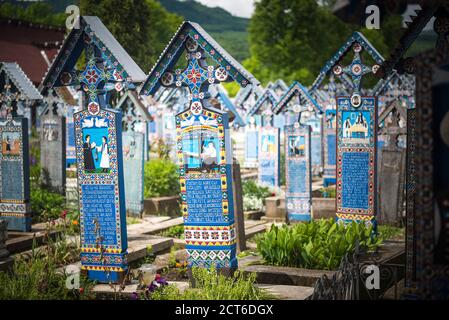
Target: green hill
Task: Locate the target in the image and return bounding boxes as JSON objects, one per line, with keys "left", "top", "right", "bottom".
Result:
{"left": 158, "top": 0, "right": 250, "bottom": 62}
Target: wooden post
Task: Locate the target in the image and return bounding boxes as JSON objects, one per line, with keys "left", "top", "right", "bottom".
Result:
{"left": 232, "top": 158, "right": 247, "bottom": 252}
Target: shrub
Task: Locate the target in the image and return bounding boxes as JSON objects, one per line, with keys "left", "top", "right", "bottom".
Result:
{"left": 151, "top": 266, "right": 273, "bottom": 300}
{"left": 0, "top": 242, "right": 92, "bottom": 300}
{"left": 144, "top": 159, "right": 180, "bottom": 198}
{"left": 31, "top": 188, "right": 66, "bottom": 222}
{"left": 160, "top": 225, "right": 184, "bottom": 239}
{"left": 256, "top": 219, "right": 382, "bottom": 270}
{"left": 319, "top": 187, "right": 336, "bottom": 198}
{"left": 242, "top": 180, "right": 271, "bottom": 200}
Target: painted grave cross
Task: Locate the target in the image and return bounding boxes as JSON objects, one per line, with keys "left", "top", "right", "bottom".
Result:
{"left": 59, "top": 42, "right": 128, "bottom": 114}
{"left": 273, "top": 81, "right": 323, "bottom": 177}
{"left": 158, "top": 36, "right": 231, "bottom": 116}
{"left": 140, "top": 21, "right": 259, "bottom": 271}
{"left": 0, "top": 62, "right": 42, "bottom": 231}
{"left": 117, "top": 91, "right": 152, "bottom": 217}
{"left": 40, "top": 16, "right": 146, "bottom": 283}
{"left": 284, "top": 104, "right": 312, "bottom": 222}
{"left": 327, "top": 32, "right": 384, "bottom": 226}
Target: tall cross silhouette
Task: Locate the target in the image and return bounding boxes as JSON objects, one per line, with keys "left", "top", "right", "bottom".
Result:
{"left": 0, "top": 76, "right": 20, "bottom": 120}
{"left": 332, "top": 42, "right": 380, "bottom": 97}
{"left": 159, "top": 36, "right": 230, "bottom": 115}
{"left": 59, "top": 35, "right": 127, "bottom": 115}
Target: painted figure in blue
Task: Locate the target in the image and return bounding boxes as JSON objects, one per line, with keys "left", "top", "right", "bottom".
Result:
{"left": 83, "top": 134, "right": 95, "bottom": 170}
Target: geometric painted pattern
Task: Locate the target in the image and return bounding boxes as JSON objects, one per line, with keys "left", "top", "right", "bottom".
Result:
{"left": 335, "top": 97, "right": 377, "bottom": 226}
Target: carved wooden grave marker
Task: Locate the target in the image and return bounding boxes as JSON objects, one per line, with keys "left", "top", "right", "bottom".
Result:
{"left": 40, "top": 16, "right": 146, "bottom": 282}
{"left": 285, "top": 119, "right": 312, "bottom": 222}
{"left": 40, "top": 90, "right": 66, "bottom": 194}
{"left": 273, "top": 81, "right": 323, "bottom": 179}
{"left": 140, "top": 21, "right": 259, "bottom": 270}
{"left": 377, "top": 100, "right": 407, "bottom": 225}
{"left": 314, "top": 32, "right": 385, "bottom": 226}
{"left": 0, "top": 62, "right": 42, "bottom": 232}
{"left": 117, "top": 91, "right": 151, "bottom": 216}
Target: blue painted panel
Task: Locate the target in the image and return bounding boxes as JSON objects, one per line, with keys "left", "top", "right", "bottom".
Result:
{"left": 287, "top": 159, "right": 306, "bottom": 194}
{"left": 245, "top": 131, "right": 258, "bottom": 160}
{"left": 1, "top": 161, "right": 22, "bottom": 200}
{"left": 185, "top": 179, "right": 224, "bottom": 224}
{"left": 327, "top": 134, "right": 336, "bottom": 165}
{"left": 260, "top": 159, "right": 276, "bottom": 186}
{"left": 311, "top": 135, "right": 321, "bottom": 166}
{"left": 81, "top": 184, "right": 117, "bottom": 246}
{"left": 341, "top": 152, "right": 369, "bottom": 210}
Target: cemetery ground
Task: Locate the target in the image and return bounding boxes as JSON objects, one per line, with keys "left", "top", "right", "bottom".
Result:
{"left": 0, "top": 140, "right": 405, "bottom": 300}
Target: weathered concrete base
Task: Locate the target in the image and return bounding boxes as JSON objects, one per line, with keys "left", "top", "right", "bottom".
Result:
{"left": 144, "top": 196, "right": 180, "bottom": 216}
{"left": 312, "top": 197, "right": 335, "bottom": 220}
{"left": 256, "top": 284, "right": 314, "bottom": 300}
{"left": 242, "top": 264, "right": 335, "bottom": 287}
{"left": 263, "top": 196, "right": 286, "bottom": 223}
{"left": 244, "top": 210, "right": 264, "bottom": 220}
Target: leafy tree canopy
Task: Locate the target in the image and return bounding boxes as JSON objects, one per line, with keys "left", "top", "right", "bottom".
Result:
{"left": 79, "top": 0, "right": 182, "bottom": 72}
{"left": 247, "top": 0, "right": 403, "bottom": 86}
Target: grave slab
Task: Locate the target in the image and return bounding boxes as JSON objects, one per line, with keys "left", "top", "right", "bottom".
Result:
{"left": 40, "top": 113, "right": 66, "bottom": 194}
{"left": 256, "top": 284, "right": 314, "bottom": 300}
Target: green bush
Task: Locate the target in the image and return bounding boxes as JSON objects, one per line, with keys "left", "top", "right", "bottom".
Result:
{"left": 242, "top": 180, "right": 271, "bottom": 200}
{"left": 256, "top": 219, "right": 382, "bottom": 270}
{"left": 0, "top": 244, "right": 92, "bottom": 300}
{"left": 31, "top": 188, "right": 66, "bottom": 222}
{"left": 319, "top": 187, "right": 336, "bottom": 198}
{"left": 151, "top": 266, "right": 273, "bottom": 300}
{"left": 144, "top": 159, "right": 180, "bottom": 198}
{"left": 160, "top": 225, "right": 184, "bottom": 239}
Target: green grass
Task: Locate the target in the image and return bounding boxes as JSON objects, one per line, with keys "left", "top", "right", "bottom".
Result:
{"left": 150, "top": 266, "right": 274, "bottom": 300}
{"left": 159, "top": 225, "right": 184, "bottom": 239}
{"left": 377, "top": 225, "right": 404, "bottom": 241}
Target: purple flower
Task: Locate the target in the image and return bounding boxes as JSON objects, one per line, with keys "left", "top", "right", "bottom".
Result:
{"left": 148, "top": 283, "right": 156, "bottom": 292}
{"left": 130, "top": 292, "right": 138, "bottom": 300}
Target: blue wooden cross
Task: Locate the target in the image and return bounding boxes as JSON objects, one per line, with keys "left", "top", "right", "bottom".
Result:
{"left": 159, "top": 37, "right": 230, "bottom": 116}
{"left": 332, "top": 42, "right": 380, "bottom": 95}
{"left": 59, "top": 39, "right": 130, "bottom": 115}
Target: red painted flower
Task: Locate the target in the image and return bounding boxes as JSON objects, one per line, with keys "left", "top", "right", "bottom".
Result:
{"left": 187, "top": 68, "right": 202, "bottom": 84}
{"left": 86, "top": 70, "right": 98, "bottom": 84}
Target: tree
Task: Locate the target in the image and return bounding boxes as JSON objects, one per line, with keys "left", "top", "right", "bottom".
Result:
{"left": 79, "top": 0, "right": 182, "bottom": 71}
{"left": 247, "top": 0, "right": 352, "bottom": 86}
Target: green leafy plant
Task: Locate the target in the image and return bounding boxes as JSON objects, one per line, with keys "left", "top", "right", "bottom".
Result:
{"left": 0, "top": 237, "right": 92, "bottom": 300}
{"left": 160, "top": 225, "right": 184, "bottom": 239}
{"left": 242, "top": 180, "right": 272, "bottom": 200}
{"left": 256, "top": 219, "right": 382, "bottom": 270}
{"left": 144, "top": 159, "right": 180, "bottom": 198}
{"left": 151, "top": 266, "right": 273, "bottom": 300}
{"left": 31, "top": 188, "right": 66, "bottom": 223}
{"left": 319, "top": 187, "right": 336, "bottom": 198}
